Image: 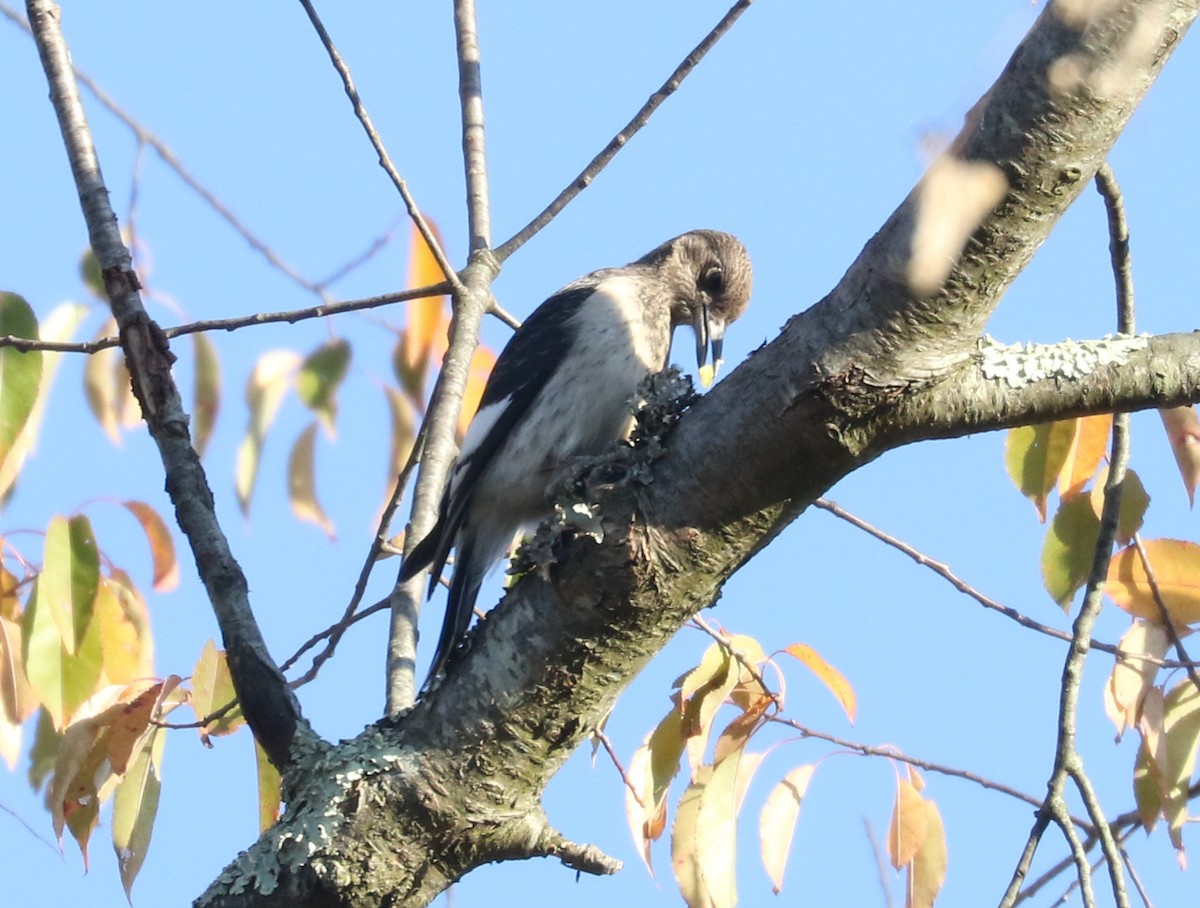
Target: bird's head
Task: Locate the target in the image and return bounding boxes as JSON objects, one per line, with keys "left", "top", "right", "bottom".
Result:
{"left": 638, "top": 230, "right": 753, "bottom": 387}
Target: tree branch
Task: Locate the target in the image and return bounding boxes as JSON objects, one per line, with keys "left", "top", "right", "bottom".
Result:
{"left": 25, "top": 0, "right": 314, "bottom": 771}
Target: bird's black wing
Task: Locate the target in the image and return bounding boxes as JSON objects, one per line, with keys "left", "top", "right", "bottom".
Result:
{"left": 398, "top": 282, "right": 597, "bottom": 589}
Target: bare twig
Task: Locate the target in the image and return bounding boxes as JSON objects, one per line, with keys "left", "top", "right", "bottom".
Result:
{"left": 0, "top": 281, "right": 453, "bottom": 354}
{"left": 1132, "top": 533, "right": 1200, "bottom": 692}
{"left": 297, "top": 0, "right": 461, "bottom": 295}
{"left": 1000, "top": 163, "right": 1142, "bottom": 908}
{"left": 776, "top": 719, "right": 1064, "bottom": 818}
{"left": 0, "top": 2, "right": 333, "bottom": 300}
{"left": 282, "top": 422, "right": 429, "bottom": 687}
{"left": 493, "top": 0, "right": 754, "bottom": 262}
{"left": 813, "top": 499, "right": 1193, "bottom": 671}
{"left": 1095, "top": 163, "right": 1134, "bottom": 327}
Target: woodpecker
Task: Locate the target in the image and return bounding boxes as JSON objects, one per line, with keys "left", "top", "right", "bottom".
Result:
{"left": 400, "top": 229, "right": 752, "bottom": 682}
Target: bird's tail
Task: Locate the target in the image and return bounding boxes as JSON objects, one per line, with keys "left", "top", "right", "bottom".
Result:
{"left": 424, "top": 535, "right": 485, "bottom": 684}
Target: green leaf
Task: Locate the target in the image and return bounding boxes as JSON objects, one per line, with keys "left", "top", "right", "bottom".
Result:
{"left": 1040, "top": 495, "right": 1100, "bottom": 609}
{"left": 112, "top": 727, "right": 165, "bottom": 901}
{"left": 0, "top": 302, "right": 86, "bottom": 502}
{"left": 0, "top": 293, "right": 43, "bottom": 479}
{"left": 191, "top": 332, "right": 221, "bottom": 458}
{"left": 41, "top": 515, "right": 101, "bottom": 654}
{"left": 296, "top": 339, "right": 351, "bottom": 437}
{"left": 1005, "top": 422, "right": 1074, "bottom": 521}
{"left": 22, "top": 580, "right": 103, "bottom": 729}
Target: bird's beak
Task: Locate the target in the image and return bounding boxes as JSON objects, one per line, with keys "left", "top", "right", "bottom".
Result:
{"left": 693, "top": 303, "right": 727, "bottom": 389}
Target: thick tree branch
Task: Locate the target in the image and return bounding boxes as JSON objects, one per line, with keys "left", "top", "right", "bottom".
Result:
{"left": 198, "top": 2, "right": 1200, "bottom": 904}
{"left": 25, "top": 0, "right": 314, "bottom": 771}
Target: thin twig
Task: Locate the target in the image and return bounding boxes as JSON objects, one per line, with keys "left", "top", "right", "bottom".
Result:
{"left": 813, "top": 499, "right": 1193, "bottom": 671}
{"left": 1132, "top": 533, "right": 1200, "bottom": 692}
{"left": 1001, "top": 164, "right": 1142, "bottom": 908}
{"left": 0, "top": 2, "right": 332, "bottom": 300}
{"left": 493, "top": 0, "right": 754, "bottom": 262}
{"left": 592, "top": 726, "right": 646, "bottom": 809}
{"left": 297, "top": 0, "right": 462, "bottom": 295}
{"left": 281, "top": 424, "right": 430, "bottom": 687}
{"left": 0, "top": 281, "right": 453, "bottom": 354}
{"left": 1095, "top": 163, "right": 1134, "bottom": 327}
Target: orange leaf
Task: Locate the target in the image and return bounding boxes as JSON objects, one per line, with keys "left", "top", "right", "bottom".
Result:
{"left": 287, "top": 422, "right": 335, "bottom": 538}
{"left": 402, "top": 221, "right": 450, "bottom": 393}
{"left": 1057, "top": 414, "right": 1112, "bottom": 497}
{"left": 458, "top": 346, "right": 497, "bottom": 439}
{"left": 1160, "top": 406, "right": 1200, "bottom": 507}
{"left": 759, "top": 764, "right": 816, "bottom": 894}
{"left": 783, "top": 642, "right": 857, "bottom": 723}
{"left": 1106, "top": 539, "right": 1200, "bottom": 625}
{"left": 121, "top": 500, "right": 179, "bottom": 592}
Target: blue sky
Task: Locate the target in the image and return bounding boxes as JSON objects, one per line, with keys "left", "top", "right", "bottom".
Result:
{"left": 2, "top": 2, "right": 1199, "bottom": 906}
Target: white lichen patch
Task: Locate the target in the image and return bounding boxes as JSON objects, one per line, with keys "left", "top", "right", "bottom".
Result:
{"left": 197, "top": 730, "right": 420, "bottom": 904}
{"left": 977, "top": 334, "right": 1148, "bottom": 387}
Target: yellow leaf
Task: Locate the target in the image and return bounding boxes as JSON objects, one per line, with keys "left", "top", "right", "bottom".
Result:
{"left": 1106, "top": 539, "right": 1200, "bottom": 625}
{"left": 190, "top": 640, "right": 244, "bottom": 739}
{"left": 1087, "top": 467, "right": 1150, "bottom": 546}
{"left": 106, "top": 570, "right": 155, "bottom": 681}
{"left": 458, "top": 345, "right": 497, "bottom": 439}
{"left": 112, "top": 726, "right": 164, "bottom": 900}
{"left": 0, "top": 614, "right": 37, "bottom": 725}
{"left": 384, "top": 385, "right": 416, "bottom": 482}
{"left": 671, "top": 763, "right": 712, "bottom": 908}
{"left": 288, "top": 422, "right": 335, "bottom": 538}
{"left": 889, "top": 771, "right": 930, "bottom": 869}
{"left": 625, "top": 703, "right": 688, "bottom": 876}
{"left": 783, "top": 642, "right": 856, "bottom": 723}
{"left": 255, "top": 737, "right": 282, "bottom": 833}
{"left": 191, "top": 332, "right": 221, "bottom": 458}
{"left": 1159, "top": 406, "right": 1200, "bottom": 507}
{"left": 82, "top": 318, "right": 125, "bottom": 446}
{"left": 759, "top": 765, "right": 816, "bottom": 894}
{"left": 1058, "top": 414, "right": 1112, "bottom": 498}
{"left": 908, "top": 797, "right": 948, "bottom": 908}
{"left": 1103, "top": 621, "right": 1171, "bottom": 740}
{"left": 235, "top": 350, "right": 301, "bottom": 517}
{"left": 693, "top": 747, "right": 740, "bottom": 908}
{"left": 1005, "top": 422, "right": 1075, "bottom": 522}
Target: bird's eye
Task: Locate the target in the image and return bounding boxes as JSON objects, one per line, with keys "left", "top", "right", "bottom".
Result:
{"left": 699, "top": 265, "right": 725, "bottom": 296}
